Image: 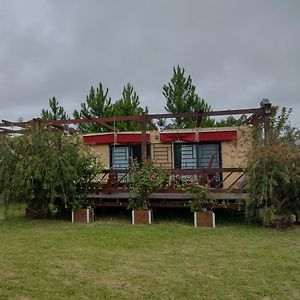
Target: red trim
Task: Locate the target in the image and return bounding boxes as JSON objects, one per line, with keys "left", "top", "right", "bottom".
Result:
{"left": 160, "top": 133, "right": 195, "bottom": 142}
{"left": 83, "top": 131, "right": 237, "bottom": 145}
{"left": 117, "top": 134, "right": 150, "bottom": 144}
{"left": 199, "top": 131, "right": 237, "bottom": 141}
{"left": 83, "top": 133, "right": 150, "bottom": 145}
{"left": 160, "top": 130, "right": 237, "bottom": 142}
{"left": 83, "top": 134, "right": 114, "bottom": 144}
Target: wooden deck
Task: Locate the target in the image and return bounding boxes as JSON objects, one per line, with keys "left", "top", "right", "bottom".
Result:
{"left": 88, "top": 191, "right": 248, "bottom": 208}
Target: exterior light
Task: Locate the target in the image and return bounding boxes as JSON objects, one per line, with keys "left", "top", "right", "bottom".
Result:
{"left": 260, "top": 98, "right": 272, "bottom": 114}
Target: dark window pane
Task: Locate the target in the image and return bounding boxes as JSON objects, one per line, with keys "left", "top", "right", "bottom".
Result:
{"left": 197, "top": 144, "right": 220, "bottom": 168}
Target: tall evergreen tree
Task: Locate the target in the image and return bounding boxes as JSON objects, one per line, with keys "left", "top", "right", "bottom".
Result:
{"left": 73, "top": 83, "right": 114, "bottom": 133}
{"left": 113, "top": 83, "right": 148, "bottom": 131}
{"left": 41, "top": 97, "right": 68, "bottom": 120}
{"left": 163, "top": 66, "right": 214, "bottom": 128}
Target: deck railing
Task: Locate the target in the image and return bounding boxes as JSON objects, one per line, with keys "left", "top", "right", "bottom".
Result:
{"left": 95, "top": 167, "right": 247, "bottom": 193}
{"left": 87, "top": 168, "right": 248, "bottom": 208}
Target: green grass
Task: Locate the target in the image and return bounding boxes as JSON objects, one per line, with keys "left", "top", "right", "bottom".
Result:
{"left": 1, "top": 207, "right": 300, "bottom": 299}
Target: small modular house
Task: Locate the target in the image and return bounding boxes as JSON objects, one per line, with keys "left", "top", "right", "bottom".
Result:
{"left": 0, "top": 100, "right": 272, "bottom": 211}
{"left": 83, "top": 126, "right": 251, "bottom": 190}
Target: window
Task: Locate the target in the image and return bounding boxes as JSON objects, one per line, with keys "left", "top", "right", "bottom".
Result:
{"left": 174, "top": 143, "right": 221, "bottom": 184}
{"left": 111, "top": 146, "right": 129, "bottom": 170}
{"left": 174, "top": 143, "right": 220, "bottom": 169}
{"left": 110, "top": 144, "right": 151, "bottom": 183}
{"left": 197, "top": 144, "right": 220, "bottom": 168}
{"left": 174, "top": 144, "right": 197, "bottom": 169}
{"left": 110, "top": 146, "right": 129, "bottom": 184}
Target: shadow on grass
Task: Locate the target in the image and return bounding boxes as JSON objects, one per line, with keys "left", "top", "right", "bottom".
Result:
{"left": 214, "top": 208, "right": 247, "bottom": 225}
{"left": 1, "top": 203, "right": 248, "bottom": 228}
{"left": 93, "top": 206, "right": 247, "bottom": 227}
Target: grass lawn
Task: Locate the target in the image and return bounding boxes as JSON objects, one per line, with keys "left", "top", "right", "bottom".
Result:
{"left": 0, "top": 206, "right": 300, "bottom": 299}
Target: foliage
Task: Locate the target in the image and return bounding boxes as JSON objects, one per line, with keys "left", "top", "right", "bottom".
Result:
{"left": 245, "top": 107, "right": 300, "bottom": 226}
{"left": 177, "top": 180, "right": 215, "bottom": 212}
{"left": 41, "top": 97, "right": 68, "bottom": 120}
{"left": 215, "top": 115, "right": 247, "bottom": 127}
{"left": 73, "top": 83, "right": 114, "bottom": 133}
{"left": 163, "top": 65, "right": 214, "bottom": 128}
{"left": 128, "top": 161, "right": 169, "bottom": 210}
{"left": 252, "top": 106, "right": 294, "bottom": 140}
{"left": 261, "top": 206, "right": 277, "bottom": 227}
{"left": 0, "top": 126, "right": 102, "bottom": 216}
{"left": 73, "top": 82, "right": 148, "bottom": 133}
{"left": 270, "top": 107, "right": 294, "bottom": 138}
{"left": 113, "top": 83, "right": 148, "bottom": 131}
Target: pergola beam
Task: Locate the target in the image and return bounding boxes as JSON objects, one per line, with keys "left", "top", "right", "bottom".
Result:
{"left": 39, "top": 107, "right": 262, "bottom": 127}
{"left": 88, "top": 117, "right": 118, "bottom": 132}
{"left": 0, "top": 127, "right": 16, "bottom": 133}
{"left": 0, "top": 103, "right": 272, "bottom": 149}
{"left": 49, "top": 123, "right": 79, "bottom": 133}
{"left": 148, "top": 120, "right": 158, "bottom": 130}
{"left": 147, "top": 108, "right": 262, "bottom": 120}
{"left": 48, "top": 115, "right": 141, "bottom": 126}
{"left": 241, "top": 113, "right": 262, "bottom": 125}
{"left": 1, "top": 119, "right": 29, "bottom": 127}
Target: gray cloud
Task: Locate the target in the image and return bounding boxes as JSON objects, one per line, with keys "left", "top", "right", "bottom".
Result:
{"left": 0, "top": 0, "right": 299, "bottom": 126}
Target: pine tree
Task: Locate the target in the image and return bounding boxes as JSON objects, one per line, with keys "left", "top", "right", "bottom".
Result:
{"left": 113, "top": 83, "right": 148, "bottom": 131}
{"left": 41, "top": 97, "right": 68, "bottom": 120}
{"left": 73, "top": 83, "right": 114, "bottom": 133}
{"left": 163, "top": 66, "right": 214, "bottom": 128}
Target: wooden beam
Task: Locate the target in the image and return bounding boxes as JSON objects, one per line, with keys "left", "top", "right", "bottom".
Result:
{"left": 148, "top": 120, "right": 158, "bottom": 130}
{"left": 141, "top": 112, "right": 147, "bottom": 164}
{"left": 0, "top": 127, "right": 17, "bottom": 133}
{"left": 1, "top": 120, "right": 28, "bottom": 127}
{"left": 227, "top": 172, "right": 245, "bottom": 189}
{"left": 48, "top": 115, "right": 141, "bottom": 126}
{"left": 88, "top": 117, "right": 118, "bottom": 132}
{"left": 101, "top": 168, "right": 243, "bottom": 175}
{"left": 215, "top": 172, "right": 234, "bottom": 189}
{"left": 40, "top": 107, "right": 261, "bottom": 127}
{"left": 195, "top": 109, "right": 204, "bottom": 128}
{"left": 260, "top": 99, "right": 272, "bottom": 144}
{"left": 148, "top": 108, "right": 261, "bottom": 120}
{"left": 49, "top": 123, "right": 79, "bottom": 133}
{"left": 0, "top": 104, "right": 267, "bottom": 134}
{"left": 172, "top": 168, "right": 244, "bottom": 175}
{"left": 88, "top": 191, "right": 248, "bottom": 201}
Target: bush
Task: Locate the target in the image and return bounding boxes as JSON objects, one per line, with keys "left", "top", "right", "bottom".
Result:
{"left": 128, "top": 161, "right": 169, "bottom": 210}
{"left": 0, "top": 125, "right": 102, "bottom": 217}
{"left": 177, "top": 180, "right": 215, "bottom": 212}
{"left": 245, "top": 108, "right": 300, "bottom": 226}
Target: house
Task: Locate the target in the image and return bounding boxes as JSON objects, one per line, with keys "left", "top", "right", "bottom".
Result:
{"left": 81, "top": 124, "right": 255, "bottom": 209}
{"left": 0, "top": 100, "right": 272, "bottom": 208}
{"left": 83, "top": 125, "right": 251, "bottom": 191}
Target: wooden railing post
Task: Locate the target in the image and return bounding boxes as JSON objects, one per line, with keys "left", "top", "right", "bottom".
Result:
{"left": 141, "top": 112, "right": 147, "bottom": 165}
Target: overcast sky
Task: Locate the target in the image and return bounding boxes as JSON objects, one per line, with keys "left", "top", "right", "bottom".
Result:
{"left": 0, "top": 0, "right": 299, "bottom": 126}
